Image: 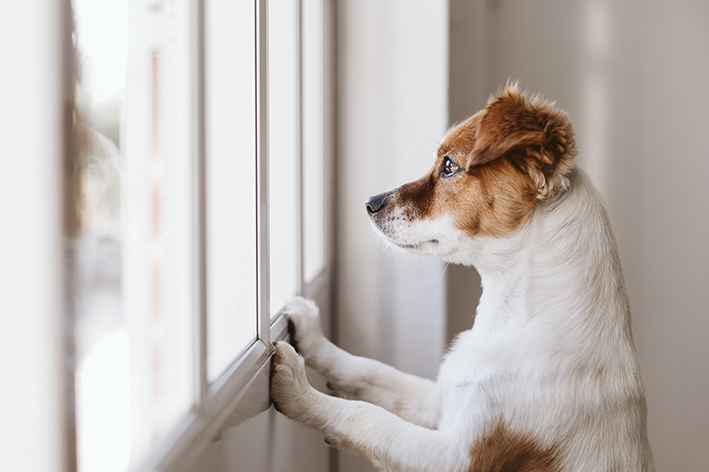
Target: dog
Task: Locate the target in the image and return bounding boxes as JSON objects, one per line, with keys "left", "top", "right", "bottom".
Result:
{"left": 270, "top": 84, "right": 655, "bottom": 472}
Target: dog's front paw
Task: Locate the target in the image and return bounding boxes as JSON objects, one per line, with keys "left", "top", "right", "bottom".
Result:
{"left": 270, "top": 341, "right": 317, "bottom": 422}
{"left": 283, "top": 296, "right": 325, "bottom": 357}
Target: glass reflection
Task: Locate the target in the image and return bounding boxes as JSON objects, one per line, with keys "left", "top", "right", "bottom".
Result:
{"left": 72, "top": 0, "right": 129, "bottom": 470}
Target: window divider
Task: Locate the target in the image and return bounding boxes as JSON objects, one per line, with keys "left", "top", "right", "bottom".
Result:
{"left": 296, "top": 0, "right": 305, "bottom": 297}
{"left": 256, "top": 0, "right": 272, "bottom": 347}
{"left": 193, "top": 0, "right": 208, "bottom": 407}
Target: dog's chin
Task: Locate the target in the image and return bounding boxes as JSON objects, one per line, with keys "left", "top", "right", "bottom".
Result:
{"left": 370, "top": 223, "right": 444, "bottom": 256}
{"left": 390, "top": 238, "right": 440, "bottom": 255}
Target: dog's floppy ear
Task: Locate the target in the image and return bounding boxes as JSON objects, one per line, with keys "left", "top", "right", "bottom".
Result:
{"left": 468, "top": 83, "right": 577, "bottom": 198}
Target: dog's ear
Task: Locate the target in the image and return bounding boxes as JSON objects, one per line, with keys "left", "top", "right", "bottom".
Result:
{"left": 468, "top": 83, "right": 577, "bottom": 198}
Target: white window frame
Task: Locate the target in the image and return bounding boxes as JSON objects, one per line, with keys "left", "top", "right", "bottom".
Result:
{"left": 117, "top": 0, "right": 334, "bottom": 470}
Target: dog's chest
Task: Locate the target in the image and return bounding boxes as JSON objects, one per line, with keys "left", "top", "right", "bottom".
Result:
{"left": 437, "top": 330, "right": 509, "bottom": 405}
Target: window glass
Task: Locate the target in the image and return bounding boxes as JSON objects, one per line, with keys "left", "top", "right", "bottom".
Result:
{"left": 302, "top": 0, "right": 327, "bottom": 283}
{"left": 72, "top": 0, "right": 130, "bottom": 470}
{"left": 268, "top": 0, "right": 299, "bottom": 316}
{"left": 204, "top": 0, "right": 258, "bottom": 382}
{"left": 74, "top": 0, "right": 197, "bottom": 467}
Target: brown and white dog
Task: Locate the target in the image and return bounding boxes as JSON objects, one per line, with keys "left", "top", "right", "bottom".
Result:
{"left": 270, "top": 84, "right": 655, "bottom": 471}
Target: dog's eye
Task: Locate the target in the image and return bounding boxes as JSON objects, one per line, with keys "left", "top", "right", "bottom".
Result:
{"left": 441, "top": 156, "right": 460, "bottom": 177}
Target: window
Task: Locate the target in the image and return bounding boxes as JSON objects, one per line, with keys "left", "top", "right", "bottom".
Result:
{"left": 71, "top": 0, "right": 332, "bottom": 470}
{"left": 204, "top": 0, "right": 259, "bottom": 382}
{"left": 268, "top": 0, "right": 299, "bottom": 320}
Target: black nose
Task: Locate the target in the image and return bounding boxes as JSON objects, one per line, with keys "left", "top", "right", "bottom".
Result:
{"left": 366, "top": 192, "right": 389, "bottom": 215}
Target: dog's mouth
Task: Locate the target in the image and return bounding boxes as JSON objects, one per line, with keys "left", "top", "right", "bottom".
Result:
{"left": 401, "top": 239, "right": 439, "bottom": 249}
{"left": 369, "top": 217, "right": 442, "bottom": 252}
{"left": 389, "top": 237, "right": 439, "bottom": 250}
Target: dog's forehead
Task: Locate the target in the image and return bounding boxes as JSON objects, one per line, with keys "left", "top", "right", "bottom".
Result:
{"left": 438, "top": 111, "right": 484, "bottom": 158}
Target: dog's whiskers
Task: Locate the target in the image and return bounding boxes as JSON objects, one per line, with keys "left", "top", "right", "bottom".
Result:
{"left": 437, "top": 261, "right": 451, "bottom": 283}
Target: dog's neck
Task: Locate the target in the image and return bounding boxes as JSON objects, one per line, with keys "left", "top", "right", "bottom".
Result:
{"left": 462, "top": 168, "right": 632, "bottom": 338}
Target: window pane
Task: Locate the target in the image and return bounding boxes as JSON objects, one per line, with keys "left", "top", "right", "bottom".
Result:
{"left": 205, "top": 0, "right": 258, "bottom": 382}
{"left": 302, "top": 0, "right": 327, "bottom": 283}
{"left": 72, "top": 0, "right": 130, "bottom": 470}
{"left": 268, "top": 0, "right": 299, "bottom": 317}
{"left": 74, "top": 0, "right": 198, "bottom": 465}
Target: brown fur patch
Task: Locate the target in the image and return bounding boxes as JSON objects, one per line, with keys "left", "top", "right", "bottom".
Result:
{"left": 428, "top": 157, "right": 539, "bottom": 237}
{"left": 390, "top": 174, "right": 436, "bottom": 219}
{"left": 440, "top": 83, "right": 576, "bottom": 200}
{"left": 429, "top": 84, "right": 576, "bottom": 237}
{"left": 469, "top": 422, "right": 561, "bottom": 472}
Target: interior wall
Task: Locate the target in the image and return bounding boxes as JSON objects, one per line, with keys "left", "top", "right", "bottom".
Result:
{"left": 0, "top": 1, "right": 73, "bottom": 470}
{"left": 334, "top": 1, "right": 449, "bottom": 471}
{"left": 445, "top": 0, "right": 487, "bottom": 345}
{"left": 448, "top": 0, "right": 709, "bottom": 470}
{"left": 334, "top": 0, "right": 449, "bottom": 381}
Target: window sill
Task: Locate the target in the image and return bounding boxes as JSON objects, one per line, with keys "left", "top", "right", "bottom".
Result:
{"left": 136, "top": 314, "right": 290, "bottom": 472}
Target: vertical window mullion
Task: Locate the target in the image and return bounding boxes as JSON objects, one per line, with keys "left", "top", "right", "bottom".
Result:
{"left": 296, "top": 0, "right": 305, "bottom": 296}
{"left": 193, "top": 0, "right": 208, "bottom": 405}
{"left": 257, "top": 0, "right": 271, "bottom": 345}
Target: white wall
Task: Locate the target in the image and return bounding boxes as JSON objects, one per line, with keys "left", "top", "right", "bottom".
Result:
{"left": 335, "top": 0, "right": 449, "bottom": 378}
{"left": 335, "top": 1, "right": 449, "bottom": 471}
{"left": 0, "top": 2, "right": 73, "bottom": 471}
{"left": 448, "top": 0, "right": 709, "bottom": 470}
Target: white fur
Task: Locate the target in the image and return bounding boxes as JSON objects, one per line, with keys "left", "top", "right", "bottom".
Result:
{"left": 270, "top": 168, "right": 655, "bottom": 471}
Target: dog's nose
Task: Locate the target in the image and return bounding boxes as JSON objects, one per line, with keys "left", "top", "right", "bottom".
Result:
{"left": 366, "top": 193, "right": 389, "bottom": 215}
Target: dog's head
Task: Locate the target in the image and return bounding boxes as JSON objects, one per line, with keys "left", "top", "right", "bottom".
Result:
{"left": 366, "top": 84, "right": 577, "bottom": 262}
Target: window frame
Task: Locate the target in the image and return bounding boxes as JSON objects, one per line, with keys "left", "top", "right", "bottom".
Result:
{"left": 123, "top": 0, "right": 334, "bottom": 470}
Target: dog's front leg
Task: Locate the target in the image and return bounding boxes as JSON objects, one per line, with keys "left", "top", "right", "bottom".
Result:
{"left": 271, "top": 342, "right": 464, "bottom": 472}
{"left": 282, "top": 297, "right": 439, "bottom": 428}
